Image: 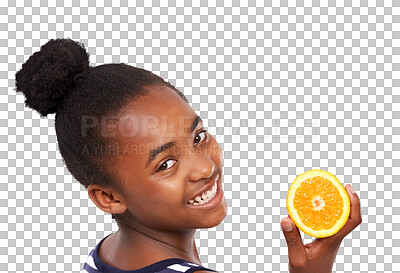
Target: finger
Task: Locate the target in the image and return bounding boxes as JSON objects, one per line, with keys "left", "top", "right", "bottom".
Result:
{"left": 281, "top": 217, "right": 307, "bottom": 263}
{"left": 335, "top": 184, "right": 362, "bottom": 238}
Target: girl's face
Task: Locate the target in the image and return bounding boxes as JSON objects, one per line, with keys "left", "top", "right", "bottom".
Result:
{"left": 107, "top": 85, "right": 227, "bottom": 230}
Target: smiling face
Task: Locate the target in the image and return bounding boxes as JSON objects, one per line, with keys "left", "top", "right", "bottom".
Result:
{"left": 100, "top": 85, "right": 227, "bottom": 231}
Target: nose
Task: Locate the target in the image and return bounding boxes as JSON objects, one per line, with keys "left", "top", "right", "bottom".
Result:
{"left": 188, "top": 153, "right": 215, "bottom": 182}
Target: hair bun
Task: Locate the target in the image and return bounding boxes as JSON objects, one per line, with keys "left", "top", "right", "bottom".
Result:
{"left": 15, "top": 38, "right": 90, "bottom": 117}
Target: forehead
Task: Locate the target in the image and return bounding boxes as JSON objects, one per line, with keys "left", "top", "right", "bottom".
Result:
{"left": 110, "top": 85, "right": 198, "bottom": 152}
{"left": 127, "top": 85, "right": 193, "bottom": 118}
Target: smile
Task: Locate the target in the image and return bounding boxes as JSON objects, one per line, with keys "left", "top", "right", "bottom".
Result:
{"left": 186, "top": 174, "right": 224, "bottom": 210}
{"left": 187, "top": 179, "right": 218, "bottom": 205}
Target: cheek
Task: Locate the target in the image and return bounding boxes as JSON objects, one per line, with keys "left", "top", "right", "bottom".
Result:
{"left": 125, "top": 182, "right": 189, "bottom": 227}
{"left": 129, "top": 180, "right": 185, "bottom": 209}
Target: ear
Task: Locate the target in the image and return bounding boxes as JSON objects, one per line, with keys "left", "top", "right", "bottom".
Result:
{"left": 87, "top": 184, "right": 127, "bottom": 215}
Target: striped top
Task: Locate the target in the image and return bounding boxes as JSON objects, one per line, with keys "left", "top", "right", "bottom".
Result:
{"left": 82, "top": 235, "right": 217, "bottom": 273}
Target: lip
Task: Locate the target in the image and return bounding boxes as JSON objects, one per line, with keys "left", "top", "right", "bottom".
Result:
{"left": 185, "top": 174, "right": 224, "bottom": 210}
{"left": 186, "top": 174, "right": 219, "bottom": 203}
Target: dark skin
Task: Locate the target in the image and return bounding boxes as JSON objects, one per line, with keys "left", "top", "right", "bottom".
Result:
{"left": 88, "top": 85, "right": 228, "bottom": 271}
{"left": 88, "top": 85, "right": 362, "bottom": 272}
{"left": 281, "top": 184, "right": 362, "bottom": 273}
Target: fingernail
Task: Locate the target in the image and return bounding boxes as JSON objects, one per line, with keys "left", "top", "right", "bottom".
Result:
{"left": 282, "top": 221, "right": 293, "bottom": 231}
{"left": 348, "top": 184, "right": 355, "bottom": 195}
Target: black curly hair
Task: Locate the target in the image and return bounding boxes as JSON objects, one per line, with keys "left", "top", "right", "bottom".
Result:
{"left": 15, "top": 38, "right": 188, "bottom": 189}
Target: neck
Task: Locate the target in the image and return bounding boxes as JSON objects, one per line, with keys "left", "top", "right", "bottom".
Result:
{"left": 113, "top": 217, "right": 202, "bottom": 267}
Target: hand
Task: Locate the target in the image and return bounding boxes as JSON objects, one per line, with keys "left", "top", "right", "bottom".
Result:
{"left": 280, "top": 184, "right": 362, "bottom": 273}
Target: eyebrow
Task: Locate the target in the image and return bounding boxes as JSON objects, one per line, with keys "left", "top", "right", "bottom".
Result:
{"left": 146, "top": 115, "right": 202, "bottom": 168}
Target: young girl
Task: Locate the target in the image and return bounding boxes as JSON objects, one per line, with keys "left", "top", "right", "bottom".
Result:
{"left": 15, "top": 38, "right": 361, "bottom": 273}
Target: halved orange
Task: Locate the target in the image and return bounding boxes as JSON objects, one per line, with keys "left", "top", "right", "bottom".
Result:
{"left": 286, "top": 169, "right": 350, "bottom": 238}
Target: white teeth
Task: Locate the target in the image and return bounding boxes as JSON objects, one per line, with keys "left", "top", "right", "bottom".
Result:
{"left": 187, "top": 181, "right": 218, "bottom": 205}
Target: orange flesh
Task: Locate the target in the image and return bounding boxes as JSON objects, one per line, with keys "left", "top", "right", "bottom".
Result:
{"left": 293, "top": 176, "right": 344, "bottom": 230}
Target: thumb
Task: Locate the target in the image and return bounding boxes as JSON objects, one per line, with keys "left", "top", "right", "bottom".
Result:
{"left": 281, "top": 217, "right": 307, "bottom": 262}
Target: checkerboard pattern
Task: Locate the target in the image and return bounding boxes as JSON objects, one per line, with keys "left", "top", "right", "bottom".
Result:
{"left": 1, "top": 0, "right": 399, "bottom": 272}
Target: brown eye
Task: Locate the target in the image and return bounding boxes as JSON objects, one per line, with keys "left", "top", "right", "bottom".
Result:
{"left": 194, "top": 130, "right": 207, "bottom": 145}
{"left": 158, "top": 159, "right": 176, "bottom": 171}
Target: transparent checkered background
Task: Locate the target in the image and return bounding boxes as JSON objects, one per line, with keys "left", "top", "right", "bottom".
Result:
{"left": 1, "top": 0, "right": 399, "bottom": 272}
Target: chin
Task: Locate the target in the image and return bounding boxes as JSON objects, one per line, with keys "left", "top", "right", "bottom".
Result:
{"left": 197, "top": 200, "right": 228, "bottom": 229}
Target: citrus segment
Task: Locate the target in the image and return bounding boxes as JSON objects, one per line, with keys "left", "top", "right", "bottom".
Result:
{"left": 286, "top": 170, "right": 350, "bottom": 238}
